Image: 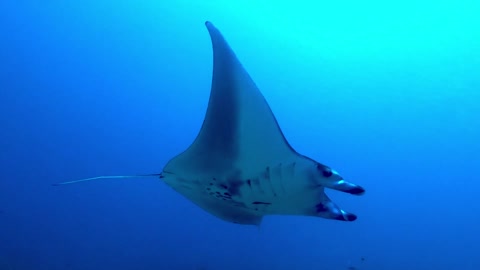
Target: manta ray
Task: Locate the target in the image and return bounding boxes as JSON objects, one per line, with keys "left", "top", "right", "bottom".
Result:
{"left": 56, "top": 21, "right": 365, "bottom": 225}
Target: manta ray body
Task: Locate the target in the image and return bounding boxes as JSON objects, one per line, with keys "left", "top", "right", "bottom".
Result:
{"left": 57, "top": 21, "right": 365, "bottom": 226}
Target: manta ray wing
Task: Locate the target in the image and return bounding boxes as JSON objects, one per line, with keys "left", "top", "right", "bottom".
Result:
{"left": 164, "top": 22, "right": 294, "bottom": 176}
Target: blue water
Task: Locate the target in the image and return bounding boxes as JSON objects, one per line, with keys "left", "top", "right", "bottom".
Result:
{"left": 1, "top": 1, "right": 479, "bottom": 269}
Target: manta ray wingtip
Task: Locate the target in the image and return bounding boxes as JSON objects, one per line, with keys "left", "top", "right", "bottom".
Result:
{"left": 205, "top": 21, "right": 214, "bottom": 27}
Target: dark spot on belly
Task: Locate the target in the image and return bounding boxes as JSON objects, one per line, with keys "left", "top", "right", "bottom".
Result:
{"left": 252, "top": 201, "right": 271, "bottom": 205}
{"left": 219, "top": 184, "right": 228, "bottom": 189}
{"left": 246, "top": 179, "right": 252, "bottom": 187}
{"left": 227, "top": 179, "right": 244, "bottom": 196}
{"left": 315, "top": 202, "right": 328, "bottom": 213}
{"left": 264, "top": 166, "right": 271, "bottom": 180}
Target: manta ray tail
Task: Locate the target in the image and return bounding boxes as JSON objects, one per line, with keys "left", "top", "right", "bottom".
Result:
{"left": 52, "top": 174, "right": 161, "bottom": 186}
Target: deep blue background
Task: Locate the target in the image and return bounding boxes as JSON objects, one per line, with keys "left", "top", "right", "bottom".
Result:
{"left": 1, "top": 1, "right": 479, "bottom": 269}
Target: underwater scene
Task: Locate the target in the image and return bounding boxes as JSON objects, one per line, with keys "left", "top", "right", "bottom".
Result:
{"left": 0, "top": 0, "right": 479, "bottom": 269}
